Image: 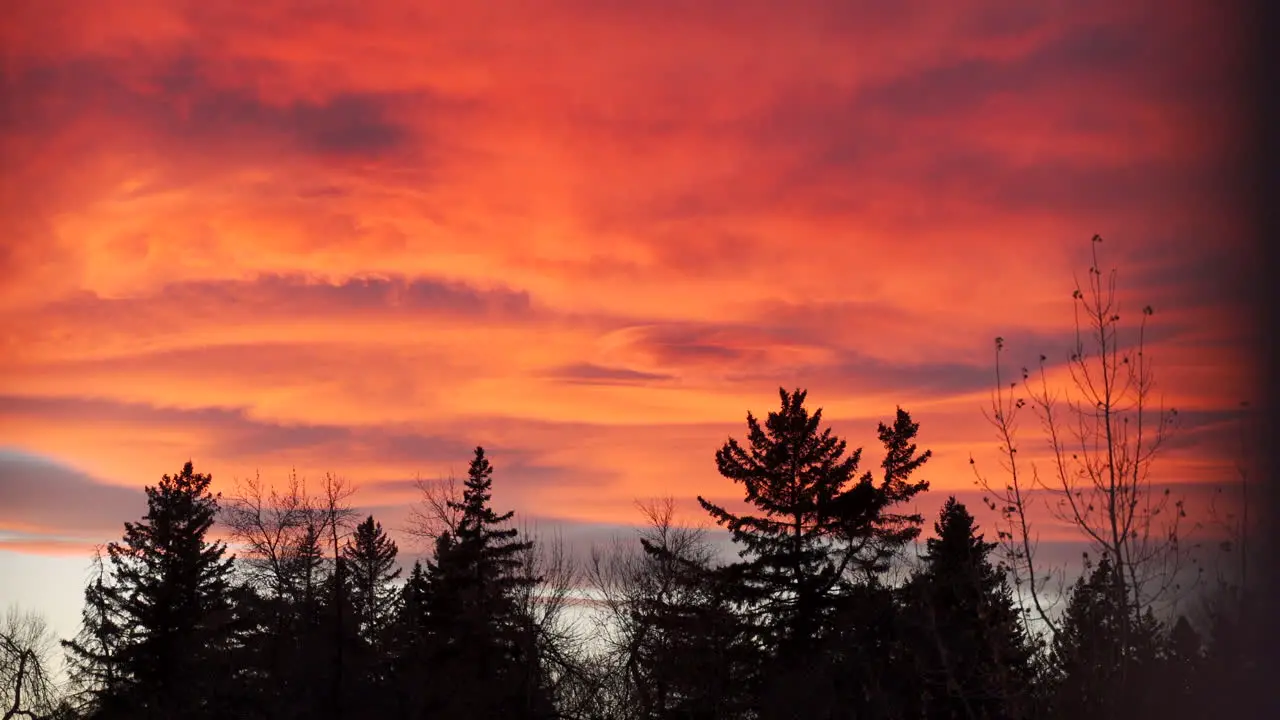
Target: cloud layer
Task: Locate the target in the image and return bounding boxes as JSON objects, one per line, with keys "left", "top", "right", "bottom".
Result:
{"left": 0, "top": 0, "right": 1256, "bottom": 580}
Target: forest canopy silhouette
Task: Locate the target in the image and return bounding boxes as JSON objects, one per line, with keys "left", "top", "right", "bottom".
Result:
{"left": 1, "top": 242, "right": 1265, "bottom": 720}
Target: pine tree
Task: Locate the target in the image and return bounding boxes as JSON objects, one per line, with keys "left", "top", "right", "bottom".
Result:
{"left": 399, "top": 561, "right": 431, "bottom": 632}
{"left": 697, "top": 390, "right": 931, "bottom": 716}
{"left": 698, "top": 391, "right": 931, "bottom": 644}
{"left": 62, "top": 461, "right": 235, "bottom": 719}
{"left": 292, "top": 520, "right": 326, "bottom": 608}
{"left": 342, "top": 515, "right": 402, "bottom": 640}
{"left": 905, "top": 497, "right": 1040, "bottom": 720}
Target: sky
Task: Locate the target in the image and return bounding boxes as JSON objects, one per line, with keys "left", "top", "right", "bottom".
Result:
{"left": 0, "top": 0, "right": 1260, "bottom": 646}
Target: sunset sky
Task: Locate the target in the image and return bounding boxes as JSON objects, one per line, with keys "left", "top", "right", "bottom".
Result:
{"left": 0, "top": 0, "right": 1259, "bottom": 644}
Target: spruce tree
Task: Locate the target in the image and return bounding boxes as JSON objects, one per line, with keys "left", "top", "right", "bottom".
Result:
{"left": 389, "top": 561, "right": 433, "bottom": 718}
{"left": 398, "top": 561, "right": 431, "bottom": 632}
{"left": 342, "top": 515, "right": 402, "bottom": 640}
{"left": 418, "top": 447, "right": 552, "bottom": 719}
{"left": 62, "top": 461, "right": 235, "bottom": 719}
{"left": 905, "top": 497, "right": 1039, "bottom": 720}
{"left": 1050, "top": 554, "right": 1163, "bottom": 720}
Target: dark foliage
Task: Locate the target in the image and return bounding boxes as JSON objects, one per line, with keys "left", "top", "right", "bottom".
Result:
{"left": 61, "top": 462, "right": 236, "bottom": 719}
{"left": 48, "top": 390, "right": 1252, "bottom": 720}
{"left": 696, "top": 389, "right": 931, "bottom": 718}
{"left": 343, "top": 514, "right": 402, "bottom": 641}
{"left": 403, "top": 447, "right": 554, "bottom": 719}
{"left": 902, "top": 497, "right": 1041, "bottom": 719}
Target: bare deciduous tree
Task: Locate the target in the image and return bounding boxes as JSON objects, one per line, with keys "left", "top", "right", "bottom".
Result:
{"left": 319, "top": 473, "right": 358, "bottom": 720}
{"left": 582, "top": 498, "right": 716, "bottom": 719}
{"left": 514, "top": 526, "right": 594, "bottom": 719}
{"left": 1, "top": 606, "right": 58, "bottom": 720}
{"left": 973, "top": 236, "right": 1192, "bottom": 654}
{"left": 405, "top": 473, "right": 463, "bottom": 547}
{"left": 222, "top": 470, "right": 325, "bottom": 599}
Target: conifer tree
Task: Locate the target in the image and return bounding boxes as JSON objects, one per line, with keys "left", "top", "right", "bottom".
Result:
{"left": 419, "top": 447, "right": 552, "bottom": 719}
{"left": 1050, "top": 554, "right": 1164, "bottom": 720}
{"left": 342, "top": 515, "right": 402, "bottom": 640}
{"left": 62, "top": 461, "right": 235, "bottom": 719}
{"left": 697, "top": 390, "right": 931, "bottom": 716}
{"left": 399, "top": 560, "right": 430, "bottom": 625}
{"left": 630, "top": 540, "right": 755, "bottom": 720}
{"left": 62, "top": 551, "right": 120, "bottom": 715}
{"left": 905, "top": 497, "right": 1040, "bottom": 720}
{"left": 698, "top": 390, "right": 930, "bottom": 649}
{"left": 388, "top": 561, "right": 433, "bottom": 718}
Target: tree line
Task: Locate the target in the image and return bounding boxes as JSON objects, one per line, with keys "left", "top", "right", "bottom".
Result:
{"left": 1, "top": 239, "right": 1267, "bottom": 719}
{"left": 1, "top": 391, "right": 1262, "bottom": 720}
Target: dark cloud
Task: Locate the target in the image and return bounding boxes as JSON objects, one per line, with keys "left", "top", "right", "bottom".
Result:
{"left": 152, "top": 52, "right": 412, "bottom": 157}
{"left": 0, "top": 53, "right": 465, "bottom": 163}
{"left": 0, "top": 396, "right": 476, "bottom": 466}
{"left": 686, "top": 12, "right": 1240, "bottom": 231}
{"left": 18, "top": 273, "right": 534, "bottom": 338}
{"left": 183, "top": 273, "right": 529, "bottom": 317}
{"left": 0, "top": 449, "right": 140, "bottom": 537}
{"left": 960, "top": 1, "right": 1056, "bottom": 39}
{"left": 1161, "top": 406, "right": 1255, "bottom": 457}
{"left": 1126, "top": 246, "right": 1262, "bottom": 317}
{"left": 784, "top": 351, "right": 996, "bottom": 397}
{"left": 612, "top": 319, "right": 997, "bottom": 397}
{"left": 853, "top": 20, "right": 1149, "bottom": 121}
{"left": 615, "top": 322, "right": 809, "bottom": 369}
{"left": 540, "top": 363, "right": 676, "bottom": 386}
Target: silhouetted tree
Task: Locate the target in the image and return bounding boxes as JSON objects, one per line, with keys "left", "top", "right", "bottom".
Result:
{"left": 61, "top": 551, "right": 119, "bottom": 716}
{"left": 584, "top": 499, "right": 711, "bottom": 719}
{"left": 62, "top": 461, "right": 235, "bottom": 719}
{"left": 584, "top": 498, "right": 755, "bottom": 720}
{"left": 330, "top": 515, "right": 401, "bottom": 718}
{"left": 342, "top": 515, "right": 401, "bottom": 641}
{"left": 317, "top": 474, "right": 358, "bottom": 720}
{"left": 387, "top": 561, "right": 432, "bottom": 718}
{"left": 1049, "top": 554, "right": 1164, "bottom": 720}
{"left": 697, "top": 389, "right": 931, "bottom": 717}
{"left": 974, "top": 236, "right": 1190, "bottom": 658}
{"left": 223, "top": 471, "right": 322, "bottom": 600}
{"left": 416, "top": 447, "right": 553, "bottom": 719}
{"left": 1, "top": 606, "right": 58, "bottom": 720}
{"left": 903, "top": 497, "right": 1041, "bottom": 719}
{"left": 220, "top": 472, "right": 333, "bottom": 719}
{"left": 632, "top": 543, "right": 755, "bottom": 720}
{"left": 511, "top": 529, "right": 588, "bottom": 718}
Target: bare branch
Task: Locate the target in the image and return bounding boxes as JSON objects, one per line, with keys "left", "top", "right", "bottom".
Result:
{"left": 977, "top": 238, "right": 1196, "bottom": 653}
{"left": 404, "top": 473, "right": 462, "bottom": 548}
{"left": 1, "top": 606, "right": 58, "bottom": 720}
